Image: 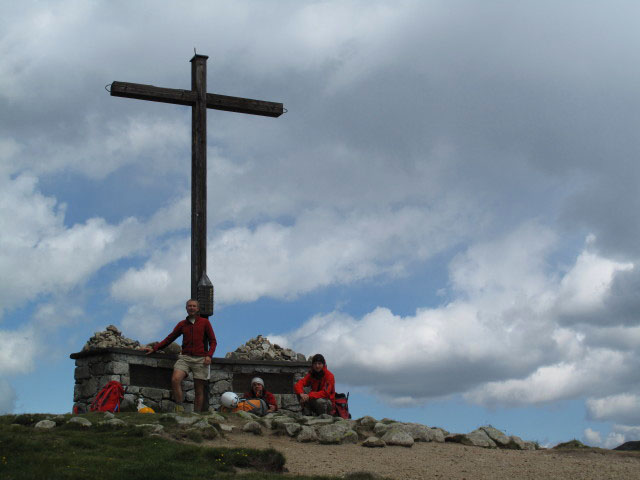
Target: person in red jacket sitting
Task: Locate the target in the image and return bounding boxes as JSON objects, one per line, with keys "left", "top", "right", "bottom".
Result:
{"left": 243, "top": 377, "right": 278, "bottom": 413}
{"left": 294, "top": 353, "right": 335, "bottom": 415}
{"left": 143, "top": 299, "right": 216, "bottom": 412}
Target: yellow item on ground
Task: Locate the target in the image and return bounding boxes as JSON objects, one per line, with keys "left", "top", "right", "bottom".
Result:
{"left": 137, "top": 397, "right": 155, "bottom": 413}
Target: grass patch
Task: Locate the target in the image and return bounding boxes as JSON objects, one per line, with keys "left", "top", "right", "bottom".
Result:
{"left": 204, "top": 447, "right": 285, "bottom": 472}
{"left": 0, "top": 417, "right": 285, "bottom": 480}
{"left": 554, "top": 439, "right": 588, "bottom": 449}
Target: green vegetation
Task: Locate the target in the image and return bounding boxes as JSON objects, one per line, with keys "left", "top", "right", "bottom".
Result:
{"left": 553, "top": 439, "right": 588, "bottom": 449}
{"left": 0, "top": 414, "right": 388, "bottom": 480}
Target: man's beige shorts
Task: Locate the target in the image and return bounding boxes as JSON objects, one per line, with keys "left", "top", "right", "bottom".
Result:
{"left": 174, "top": 354, "right": 210, "bottom": 380}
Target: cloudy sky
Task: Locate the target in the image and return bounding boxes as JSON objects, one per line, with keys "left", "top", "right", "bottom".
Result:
{"left": 2, "top": 0, "right": 640, "bottom": 448}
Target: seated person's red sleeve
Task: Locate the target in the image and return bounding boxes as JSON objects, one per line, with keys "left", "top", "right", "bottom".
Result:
{"left": 294, "top": 374, "right": 309, "bottom": 395}
{"left": 265, "top": 391, "right": 278, "bottom": 410}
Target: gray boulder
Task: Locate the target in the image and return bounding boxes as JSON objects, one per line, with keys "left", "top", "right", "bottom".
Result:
{"left": 174, "top": 415, "right": 200, "bottom": 426}
{"left": 446, "top": 429, "right": 497, "bottom": 448}
{"left": 192, "top": 419, "right": 212, "bottom": 429}
{"left": 317, "top": 423, "right": 358, "bottom": 444}
{"left": 206, "top": 413, "right": 225, "bottom": 423}
{"left": 243, "top": 421, "right": 262, "bottom": 435}
{"left": 362, "top": 436, "right": 386, "bottom": 448}
{"left": 296, "top": 426, "right": 318, "bottom": 443}
{"left": 135, "top": 424, "right": 164, "bottom": 434}
{"left": 381, "top": 428, "right": 414, "bottom": 447}
{"left": 430, "top": 428, "right": 446, "bottom": 443}
{"left": 305, "top": 418, "right": 335, "bottom": 427}
{"left": 480, "top": 426, "right": 511, "bottom": 447}
{"left": 284, "top": 422, "right": 302, "bottom": 437}
{"left": 219, "top": 423, "right": 234, "bottom": 432}
{"left": 102, "top": 418, "right": 126, "bottom": 428}
{"left": 335, "top": 419, "right": 357, "bottom": 430}
{"left": 68, "top": 417, "right": 92, "bottom": 427}
{"left": 358, "top": 416, "right": 377, "bottom": 428}
{"left": 234, "top": 410, "right": 257, "bottom": 421}
{"left": 373, "top": 422, "right": 391, "bottom": 436}
{"left": 272, "top": 416, "right": 297, "bottom": 429}
{"left": 508, "top": 435, "right": 526, "bottom": 450}
{"left": 341, "top": 429, "right": 359, "bottom": 444}
{"left": 35, "top": 420, "right": 56, "bottom": 429}
{"left": 399, "top": 423, "right": 439, "bottom": 442}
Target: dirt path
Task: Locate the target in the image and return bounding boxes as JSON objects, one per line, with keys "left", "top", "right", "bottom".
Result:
{"left": 205, "top": 421, "right": 640, "bottom": 480}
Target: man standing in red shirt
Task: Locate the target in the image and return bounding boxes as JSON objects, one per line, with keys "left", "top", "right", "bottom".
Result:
{"left": 143, "top": 299, "right": 216, "bottom": 412}
{"left": 294, "top": 353, "right": 335, "bottom": 415}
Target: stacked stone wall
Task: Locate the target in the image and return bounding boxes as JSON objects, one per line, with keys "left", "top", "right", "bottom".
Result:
{"left": 71, "top": 348, "right": 309, "bottom": 414}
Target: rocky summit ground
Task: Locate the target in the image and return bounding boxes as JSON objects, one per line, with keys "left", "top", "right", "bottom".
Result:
{"left": 224, "top": 434, "right": 640, "bottom": 480}
{"left": 215, "top": 415, "right": 640, "bottom": 480}
{"left": 26, "top": 410, "right": 640, "bottom": 480}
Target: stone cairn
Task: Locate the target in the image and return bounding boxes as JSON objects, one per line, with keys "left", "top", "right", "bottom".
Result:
{"left": 224, "top": 335, "right": 308, "bottom": 362}
{"left": 82, "top": 325, "right": 140, "bottom": 351}
{"left": 82, "top": 325, "right": 180, "bottom": 354}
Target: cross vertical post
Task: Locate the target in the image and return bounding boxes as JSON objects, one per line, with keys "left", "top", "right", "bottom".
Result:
{"left": 109, "top": 54, "right": 284, "bottom": 315}
{"left": 191, "top": 54, "right": 208, "bottom": 301}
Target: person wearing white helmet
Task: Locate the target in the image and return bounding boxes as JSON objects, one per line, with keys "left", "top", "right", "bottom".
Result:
{"left": 243, "top": 377, "right": 277, "bottom": 413}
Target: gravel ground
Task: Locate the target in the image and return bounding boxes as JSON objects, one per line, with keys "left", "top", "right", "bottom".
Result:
{"left": 208, "top": 420, "right": 640, "bottom": 480}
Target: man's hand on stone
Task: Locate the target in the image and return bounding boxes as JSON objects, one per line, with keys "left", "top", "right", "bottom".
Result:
{"left": 203, "top": 356, "right": 212, "bottom": 365}
{"left": 142, "top": 346, "right": 153, "bottom": 355}
{"left": 300, "top": 393, "right": 309, "bottom": 403}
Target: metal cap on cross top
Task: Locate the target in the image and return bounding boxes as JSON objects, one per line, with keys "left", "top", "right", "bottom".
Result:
{"left": 197, "top": 272, "right": 214, "bottom": 318}
{"left": 109, "top": 54, "right": 284, "bottom": 301}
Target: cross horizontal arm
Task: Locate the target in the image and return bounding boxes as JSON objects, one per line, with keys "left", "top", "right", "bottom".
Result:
{"left": 110, "top": 81, "right": 194, "bottom": 106}
{"left": 206, "top": 92, "right": 283, "bottom": 117}
{"left": 110, "top": 81, "right": 283, "bottom": 117}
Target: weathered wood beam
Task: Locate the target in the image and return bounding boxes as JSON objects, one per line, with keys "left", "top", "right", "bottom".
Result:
{"left": 191, "top": 55, "right": 208, "bottom": 300}
{"left": 110, "top": 81, "right": 194, "bottom": 106}
{"left": 205, "top": 92, "right": 283, "bottom": 117}
{"left": 110, "top": 81, "right": 283, "bottom": 117}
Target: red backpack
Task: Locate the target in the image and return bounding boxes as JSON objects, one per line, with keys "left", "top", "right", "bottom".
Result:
{"left": 90, "top": 381, "right": 125, "bottom": 413}
{"left": 334, "top": 392, "right": 351, "bottom": 419}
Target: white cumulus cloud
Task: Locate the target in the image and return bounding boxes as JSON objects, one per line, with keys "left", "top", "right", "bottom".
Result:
{"left": 586, "top": 394, "right": 640, "bottom": 425}
{"left": 112, "top": 204, "right": 474, "bottom": 338}
{"left": 272, "top": 226, "right": 639, "bottom": 409}
{"left": 0, "top": 378, "right": 16, "bottom": 413}
{"left": 0, "top": 327, "right": 38, "bottom": 376}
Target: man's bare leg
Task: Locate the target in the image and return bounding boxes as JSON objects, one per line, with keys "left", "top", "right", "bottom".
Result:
{"left": 194, "top": 379, "right": 206, "bottom": 412}
{"left": 171, "top": 369, "right": 188, "bottom": 404}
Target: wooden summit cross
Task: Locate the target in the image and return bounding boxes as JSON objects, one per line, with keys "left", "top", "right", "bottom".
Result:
{"left": 110, "top": 54, "right": 283, "bottom": 312}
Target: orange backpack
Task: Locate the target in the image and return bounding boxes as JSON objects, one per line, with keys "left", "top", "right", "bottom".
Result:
{"left": 233, "top": 399, "right": 267, "bottom": 416}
